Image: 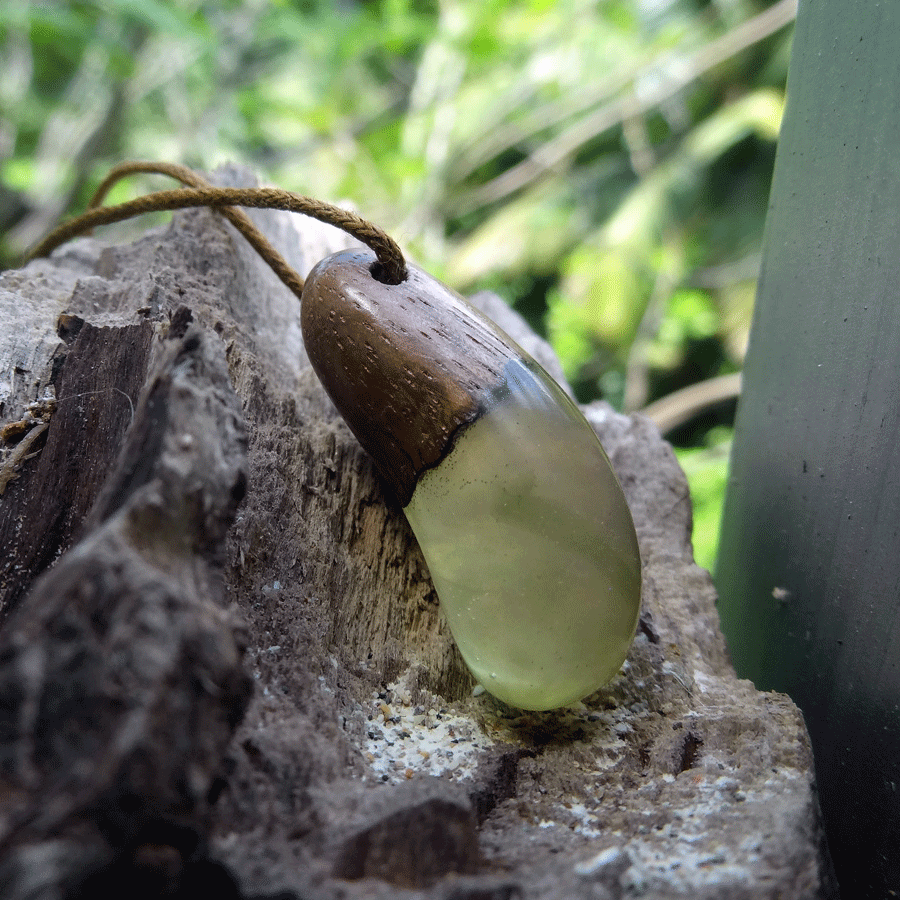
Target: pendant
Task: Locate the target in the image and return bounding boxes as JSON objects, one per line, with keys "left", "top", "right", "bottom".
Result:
{"left": 301, "top": 250, "right": 641, "bottom": 710}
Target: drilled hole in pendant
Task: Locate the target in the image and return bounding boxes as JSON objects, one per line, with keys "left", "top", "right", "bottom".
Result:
{"left": 369, "top": 260, "right": 406, "bottom": 286}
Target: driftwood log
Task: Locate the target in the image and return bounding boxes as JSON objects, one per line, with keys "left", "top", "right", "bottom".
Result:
{"left": 0, "top": 167, "right": 836, "bottom": 899}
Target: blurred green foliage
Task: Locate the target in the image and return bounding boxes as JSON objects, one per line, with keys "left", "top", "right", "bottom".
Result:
{"left": 675, "top": 429, "right": 732, "bottom": 571}
{"left": 0, "top": 0, "right": 794, "bottom": 568}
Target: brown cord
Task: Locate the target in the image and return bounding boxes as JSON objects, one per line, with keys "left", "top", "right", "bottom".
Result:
{"left": 86, "top": 161, "right": 311, "bottom": 297}
{"left": 87, "top": 161, "right": 207, "bottom": 209}
{"left": 27, "top": 162, "right": 408, "bottom": 288}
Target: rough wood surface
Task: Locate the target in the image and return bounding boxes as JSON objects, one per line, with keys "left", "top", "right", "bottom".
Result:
{"left": 0, "top": 310, "right": 251, "bottom": 896}
{"left": 0, "top": 167, "right": 836, "bottom": 899}
{"left": 0, "top": 315, "right": 154, "bottom": 620}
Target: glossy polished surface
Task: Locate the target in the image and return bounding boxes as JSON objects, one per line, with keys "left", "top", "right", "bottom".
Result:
{"left": 302, "top": 250, "right": 509, "bottom": 505}
{"left": 302, "top": 252, "right": 642, "bottom": 710}
{"left": 404, "top": 358, "right": 641, "bottom": 710}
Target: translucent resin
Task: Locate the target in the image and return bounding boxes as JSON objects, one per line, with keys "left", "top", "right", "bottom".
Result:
{"left": 404, "top": 358, "right": 641, "bottom": 711}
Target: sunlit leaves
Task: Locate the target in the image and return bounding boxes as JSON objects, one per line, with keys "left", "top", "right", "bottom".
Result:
{"left": 545, "top": 88, "right": 784, "bottom": 400}
{"left": 675, "top": 428, "right": 732, "bottom": 572}
{"left": 0, "top": 0, "right": 794, "bottom": 570}
{"left": 2, "top": 0, "right": 789, "bottom": 409}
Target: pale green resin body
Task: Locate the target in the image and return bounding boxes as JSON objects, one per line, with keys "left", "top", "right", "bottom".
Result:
{"left": 404, "top": 358, "right": 641, "bottom": 711}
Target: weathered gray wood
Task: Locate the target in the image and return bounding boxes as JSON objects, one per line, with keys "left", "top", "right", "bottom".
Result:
{"left": 0, "top": 167, "right": 835, "bottom": 899}
{"left": 715, "top": 2, "right": 900, "bottom": 895}
{"left": 0, "top": 316, "right": 154, "bottom": 621}
{"left": 0, "top": 315, "right": 252, "bottom": 896}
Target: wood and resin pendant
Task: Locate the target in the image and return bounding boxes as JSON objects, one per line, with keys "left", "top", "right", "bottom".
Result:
{"left": 301, "top": 250, "right": 641, "bottom": 710}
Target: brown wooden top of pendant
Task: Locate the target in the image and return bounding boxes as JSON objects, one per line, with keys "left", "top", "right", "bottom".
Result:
{"left": 301, "top": 250, "right": 516, "bottom": 506}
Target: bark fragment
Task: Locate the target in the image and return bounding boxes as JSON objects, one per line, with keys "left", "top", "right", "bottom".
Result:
{"left": 0, "top": 318, "right": 251, "bottom": 897}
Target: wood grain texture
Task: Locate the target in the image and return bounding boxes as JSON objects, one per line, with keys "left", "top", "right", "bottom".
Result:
{"left": 301, "top": 249, "right": 512, "bottom": 506}
{"left": 0, "top": 319, "right": 252, "bottom": 895}
{"left": 0, "top": 316, "right": 153, "bottom": 621}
